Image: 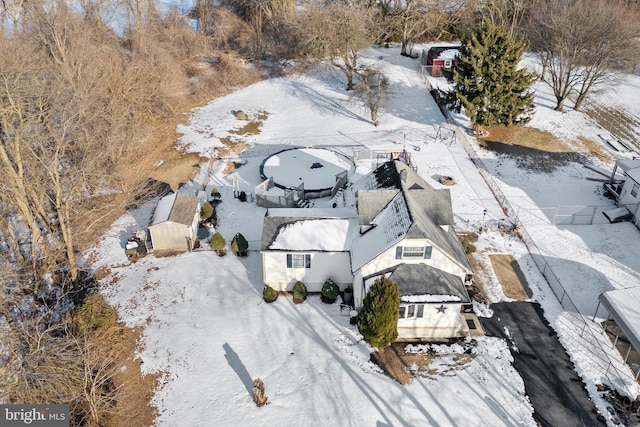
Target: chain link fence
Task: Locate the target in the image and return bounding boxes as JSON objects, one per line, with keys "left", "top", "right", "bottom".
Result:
{"left": 437, "top": 95, "right": 640, "bottom": 396}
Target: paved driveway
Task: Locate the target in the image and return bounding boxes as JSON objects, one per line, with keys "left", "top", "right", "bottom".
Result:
{"left": 482, "top": 302, "right": 604, "bottom": 427}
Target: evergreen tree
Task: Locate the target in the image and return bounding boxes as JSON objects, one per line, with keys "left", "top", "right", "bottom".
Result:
{"left": 444, "top": 22, "right": 535, "bottom": 133}
{"left": 209, "top": 232, "right": 227, "bottom": 256}
{"left": 357, "top": 276, "right": 399, "bottom": 348}
{"left": 231, "top": 233, "right": 249, "bottom": 256}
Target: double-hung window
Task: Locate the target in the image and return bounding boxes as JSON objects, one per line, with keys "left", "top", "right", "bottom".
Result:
{"left": 399, "top": 304, "right": 425, "bottom": 319}
{"left": 395, "top": 245, "right": 433, "bottom": 259}
{"left": 286, "top": 254, "right": 311, "bottom": 269}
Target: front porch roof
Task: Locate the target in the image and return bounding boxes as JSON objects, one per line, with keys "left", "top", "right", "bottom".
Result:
{"left": 387, "top": 263, "right": 470, "bottom": 303}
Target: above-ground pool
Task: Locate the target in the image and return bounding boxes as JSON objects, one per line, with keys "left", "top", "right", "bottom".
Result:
{"left": 259, "top": 148, "right": 353, "bottom": 196}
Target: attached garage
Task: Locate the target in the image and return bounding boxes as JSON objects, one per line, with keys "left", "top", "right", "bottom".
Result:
{"left": 149, "top": 192, "right": 201, "bottom": 252}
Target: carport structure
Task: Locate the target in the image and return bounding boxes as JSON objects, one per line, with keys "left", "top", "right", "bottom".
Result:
{"left": 595, "top": 286, "right": 640, "bottom": 381}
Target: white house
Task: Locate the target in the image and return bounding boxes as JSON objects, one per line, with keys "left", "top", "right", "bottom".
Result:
{"left": 148, "top": 192, "right": 201, "bottom": 252}
{"left": 261, "top": 160, "right": 476, "bottom": 340}
{"left": 604, "top": 159, "right": 640, "bottom": 227}
{"left": 261, "top": 208, "right": 358, "bottom": 291}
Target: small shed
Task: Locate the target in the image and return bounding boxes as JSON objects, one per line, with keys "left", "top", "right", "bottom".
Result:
{"left": 421, "top": 46, "right": 461, "bottom": 77}
{"left": 148, "top": 192, "right": 201, "bottom": 252}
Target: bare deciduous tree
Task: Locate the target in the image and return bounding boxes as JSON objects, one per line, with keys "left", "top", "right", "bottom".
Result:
{"left": 300, "top": 3, "right": 375, "bottom": 90}
{"left": 528, "top": 0, "right": 640, "bottom": 111}
{"left": 352, "top": 66, "right": 389, "bottom": 126}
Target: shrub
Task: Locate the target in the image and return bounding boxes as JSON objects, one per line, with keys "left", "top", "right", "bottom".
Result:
{"left": 201, "top": 201, "right": 214, "bottom": 222}
{"left": 263, "top": 285, "right": 278, "bottom": 303}
{"left": 75, "top": 294, "right": 117, "bottom": 334}
{"left": 462, "top": 239, "right": 477, "bottom": 254}
{"left": 231, "top": 232, "right": 249, "bottom": 256}
{"left": 357, "top": 276, "right": 399, "bottom": 348}
{"left": 459, "top": 233, "right": 478, "bottom": 254}
{"left": 292, "top": 281, "right": 307, "bottom": 303}
{"left": 210, "top": 232, "right": 227, "bottom": 256}
{"left": 211, "top": 187, "right": 221, "bottom": 200}
{"left": 321, "top": 278, "right": 340, "bottom": 304}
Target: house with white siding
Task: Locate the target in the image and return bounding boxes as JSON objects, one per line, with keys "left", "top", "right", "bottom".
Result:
{"left": 261, "top": 160, "right": 477, "bottom": 340}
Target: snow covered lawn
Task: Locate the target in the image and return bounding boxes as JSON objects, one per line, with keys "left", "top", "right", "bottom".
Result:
{"left": 88, "top": 45, "right": 640, "bottom": 426}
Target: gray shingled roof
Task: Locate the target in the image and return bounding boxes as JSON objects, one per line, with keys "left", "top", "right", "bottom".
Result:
{"left": 387, "top": 263, "right": 470, "bottom": 302}
{"left": 357, "top": 190, "right": 397, "bottom": 225}
{"left": 168, "top": 192, "right": 200, "bottom": 226}
{"left": 351, "top": 161, "right": 471, "bottom": 272}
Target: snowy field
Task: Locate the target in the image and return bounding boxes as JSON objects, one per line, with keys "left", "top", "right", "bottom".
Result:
{"left": 88, "top": 45, "right": 640, "bottom": 426}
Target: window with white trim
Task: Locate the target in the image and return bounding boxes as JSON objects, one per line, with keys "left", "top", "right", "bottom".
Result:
{"left": 632, "top": 183, "right": 639, "bottom": 198}
{"left": 399, "top": 304, "right": 425, "bottom": 319}
{"left": 286, "top": 254, "right": 311, "bottom": 269}
{"left": 395, "top": 246, "right": 433, "bottom": 259}
{"left": 443, "top": 59, "right": 452, "bottom": 68}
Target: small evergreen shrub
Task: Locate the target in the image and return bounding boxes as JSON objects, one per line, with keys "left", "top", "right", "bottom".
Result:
{"left": 231, "top": 233, "right": 249, "bottom": 256}
{"left": 210, "top": 232, "right": 227, "bottom": 256}
{"left": 357, "top": 276, "right": 399, "bottom": 348}
{"left": 75, "top": 294, "right": 117, "bottom": 334}
{"left": 321, "top": 278, "right": 340, "bottom": 304}
{"left": 211, "top": 188, "right": 221, "bottom": 200}
{"left": 263, "top": 285, "right": 278, "bottom": 303}
{"left": 292, "top": 281, "right": 307, "bottom": 303}
{"left": 201, "top": 202, "right": 214, "bottom": 222}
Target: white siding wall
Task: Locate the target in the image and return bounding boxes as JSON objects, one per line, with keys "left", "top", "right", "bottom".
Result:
{"left": 397, "top": 302, "right": 461, "bottom": 330}
{"left": 189, "top": 211, "right": 200, "bottom": 247}
{"left": 620, "top": 179, "right": 640, "bottom": 205}
{"left": 262, "top": 251, "right": 353, "bottom": 291}
{"left": 359, "top": 238, "right": 468, "bottom": 281}
{"left": 149, "top": 222, "right": 192, "bottom": 251}
{"left": 619, "top": 178, "right": 640, "bottom": 226}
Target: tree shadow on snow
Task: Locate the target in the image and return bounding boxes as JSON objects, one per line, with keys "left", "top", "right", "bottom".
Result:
{"left": 223, "top": 342, "right": 253, "bottom": 397}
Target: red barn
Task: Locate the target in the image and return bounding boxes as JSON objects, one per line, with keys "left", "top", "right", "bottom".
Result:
{"left": 421, "top": 46, "right": 461, "bottom": 77}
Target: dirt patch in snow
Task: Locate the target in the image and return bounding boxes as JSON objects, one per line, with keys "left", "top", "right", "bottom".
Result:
{"left": 478, "top": 126, "right": 591, "bottom": 173}
{"left": 489, "top": 254, "right": 532, "bottom": 301}
{"left": 371, "top": 341, "right": 475, "bottom": 385}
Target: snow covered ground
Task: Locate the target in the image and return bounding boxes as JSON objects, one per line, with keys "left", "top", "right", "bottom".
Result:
{"left": 88, "top": 45, "right": 640, "bottom": 426}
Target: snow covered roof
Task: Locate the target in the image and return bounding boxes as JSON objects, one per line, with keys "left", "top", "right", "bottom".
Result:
{"left": 268, "top": 218, "right": 358, "bottom": 251}
{"left": 438, "top": 49, "right": 460, "bottom": 60}
{"left": 262, "top": 209, "right": 358, "bottom": 251}
{"left": 626, "top": 166, "right": 640, "bottom": 184}
{"left": 616, "top": 159, "right": 640, "bottom": 173}
{"left": 599, "top": 287, "right": 640, "bottom": 354}
{"left": 351, "top": 191, "right": 412, "bottom": 270}
{"left": 150, "top": 192, "right": 200, "bottom": 226}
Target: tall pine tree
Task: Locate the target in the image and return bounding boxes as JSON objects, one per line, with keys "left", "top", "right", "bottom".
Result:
{"left": 357, "top": 276, "right": 399, "bottom": 348}
{"left": 444, "top": 22, "right": 535, "bottom": 133}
